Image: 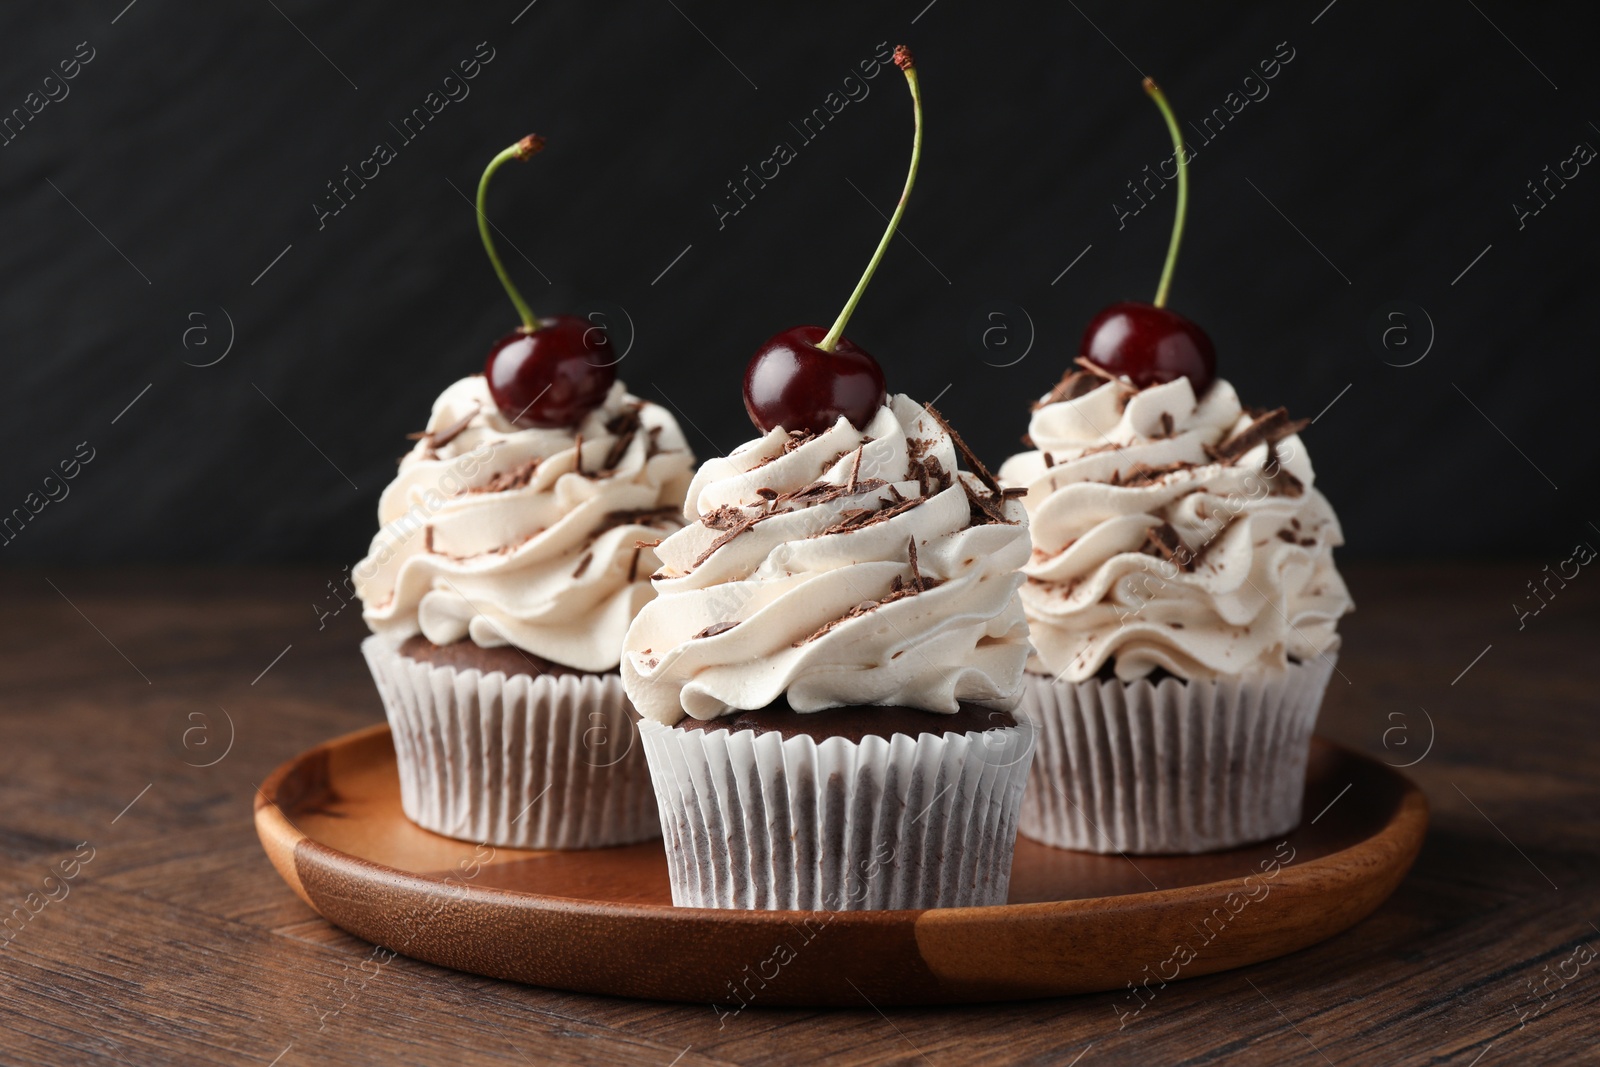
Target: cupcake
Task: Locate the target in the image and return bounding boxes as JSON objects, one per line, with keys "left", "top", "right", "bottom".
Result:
{"left": 624, "top": 394, "right": 1034, "bottom": 909}
{"left": 623, "top": 47, "right": 1035, "bottom": 911}
{"left": 998, "top": 79, "right": 1353, "bottom": 854}
{"left": 352, "top": 134, "right": 695, "bottom": 849}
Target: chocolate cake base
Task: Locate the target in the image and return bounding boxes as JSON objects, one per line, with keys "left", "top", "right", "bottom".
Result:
{"left": 398, "top": 635, "right": 603, "bottom": 679}
{"left": 677, "top": 699, "right": 1015, "bottom": 743}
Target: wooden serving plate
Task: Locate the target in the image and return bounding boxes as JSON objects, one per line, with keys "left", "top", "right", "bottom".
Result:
{"left": 255, "top": 724, "right": 1427, "bottom": 1006}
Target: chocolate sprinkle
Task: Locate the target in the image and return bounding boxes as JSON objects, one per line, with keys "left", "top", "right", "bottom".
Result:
{"left": 692, "top": 621, "right": 740, "bottom": 639}
{"left": 572, "top": 552, "right": 593, "bottom": 578}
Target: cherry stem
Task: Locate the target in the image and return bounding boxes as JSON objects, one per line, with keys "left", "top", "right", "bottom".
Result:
{"left": 1143, "top": 78, "right": 1186, "bottom": 310}
{"left": 819, "top": 46, "right": 922, "bottom": 353}
{"left": 476, "top": 135, "right": 545, "bottom": 332}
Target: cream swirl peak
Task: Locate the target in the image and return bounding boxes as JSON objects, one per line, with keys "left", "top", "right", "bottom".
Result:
{"left": 622, "top": 394, "right": 1031, "bottom": 725}
{"left": 354, "top": 375, "right": 694, "bottom": 672}
{"left": 998, "top": 370, "right": 1351, "bottom": 683}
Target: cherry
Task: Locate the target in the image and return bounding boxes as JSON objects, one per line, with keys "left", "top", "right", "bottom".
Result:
{"left": 1081, "top": 78, "right": 1217, "bottom": 396}
{"left": 472, "top": 134, "right": 614, "bottom": 428}
{"left": 743, "top": 326, "right": 886, "bottom": 434}
{"left": 743, "top": 45, "right": 921, "bottom": 434}
{"left": 1081, "top": 302, "right": 1215, "bottom": 395}
{"left": 485, "top": 315, "right": 616, "bottom": 428}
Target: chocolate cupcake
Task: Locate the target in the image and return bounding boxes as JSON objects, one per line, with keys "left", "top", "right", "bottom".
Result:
{"left": 999, "top": 370, "right": 1351, "bottom": 853}
{"left": 355, "top": 375, "right": 694, "bottom": 849}
{"left": 623, "top": 395, "right": 1035, "bottom": 910}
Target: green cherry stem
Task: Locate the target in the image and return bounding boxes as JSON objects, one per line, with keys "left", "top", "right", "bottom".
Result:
{"left": 1144, "top": 78, "right": 1187, "bottom": 310}
{"left": 476, "top": 134, "right": 545, "bottom": 333}
{"left": 818, "top": 45, "right": 923, "bottom": 353}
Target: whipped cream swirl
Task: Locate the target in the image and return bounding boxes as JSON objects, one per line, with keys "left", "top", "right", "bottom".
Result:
{"left": 354, "top": 375, "right": 694, "bottom": 672}
{"left": 998, "top": 373, "right": 1351, "bottom": 682}
{"left": 622, "top": 394, "right": 1031, "bottom": 725}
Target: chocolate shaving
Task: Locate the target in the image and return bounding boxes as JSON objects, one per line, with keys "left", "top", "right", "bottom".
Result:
{"left": 1116, "top": 460, "right": 1196, "bottom": 487}
{"left": 815, "top": 494, "right": 923, "bottom": 537}
{"left": 702, "top": 505, "right": 745, "bottom": 531}
{"left": 908, "top": 451, "right": 950, "bottom": 497}
{"left": 693, "top": 621, "right": 740, "bottom": 639}
{"left": 596, "top": 507, "right": 683, "bottom": 536}
{"left": 1074, "top": 356, "right": 1122, "bottom": 383}
{"left": 475, "top": 456, "right": 541, "bottom": 494}
{"left": 796, "top": 575, "right": 944, "bottom": 645}
{"left": 1043, "top": 451, "right": 1055, "bottom": 468}
{"left": 1158, "top": 412, "right": 1175, "bottom": 438}
{"left": 1000, "top": 486, "right": 1029, "bottom": 498}
{"left": 693, "top": 513, "right": 765, "bottom": 567}
{"left": 778, "top": 478, "right": 888, "bottom": 509}
{"left": 572, "top": 552, "right": 593, "bottom": 578}
{"left": 1034, "top": 368, "right": 1104, "bottom": 409}
{"left": 1208, "top": 408, "right": 1309, "bottom": 463}
{"left": 1277, "top": 528, "right": 1298, "bottom": 543}
{"left": 407, "top": 403, "right": 480, "bottom": 449}
{"left": 923, "top": 403, "right": 1001, "bottom": 493}
{"left": 756, "top": 487, "right": 778, "bottom": 501}
{"left": 848, "top": 446, "right": 864, "bottom": 491}
{"left": 599, "top": 406, "right": 642, "bottom": 470}
{"left": 907, "top": 537, "right": 924, "bottom": 592}
{"left": 424, "top": 525, "right": 435, "bottom": 553}
{"left": 1270, "top": 469, "right": 1306, "bottom": 497}
{"left": 1144, "top": 522, "right": 1194, "bottom": 571}
{"left": 783, "top": 430, "right": 817, "bottom": 454}
{"left": 961, "top": 475, "right": 1012, "bottom": 525}
{"left": 628, "top": 544, "right": 645, "bottom": 582}
{"left": 571, "top": 433, "right": 584, "bottom": 475}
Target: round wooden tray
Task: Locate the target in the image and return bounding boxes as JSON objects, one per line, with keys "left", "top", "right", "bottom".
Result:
{"left": 255, "top": 724, "right": 1427, "bottom": 1007}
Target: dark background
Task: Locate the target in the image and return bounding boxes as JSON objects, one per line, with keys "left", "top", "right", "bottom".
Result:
{"left": 0, "top": 1, "right": 1593, "bottom": 564}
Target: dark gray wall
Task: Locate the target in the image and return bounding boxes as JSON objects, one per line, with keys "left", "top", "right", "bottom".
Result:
{"left": 1, "top": 2, "right": 1593, "bottom": 563}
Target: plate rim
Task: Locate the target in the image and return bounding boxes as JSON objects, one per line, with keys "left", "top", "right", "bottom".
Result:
{"left": 256, "top": 722, "right": 1430, "bottom": 928}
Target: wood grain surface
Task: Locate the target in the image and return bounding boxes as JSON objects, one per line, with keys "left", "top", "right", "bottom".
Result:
{"left": 0, "top": 564, "right": 1595, "bottom": 1065}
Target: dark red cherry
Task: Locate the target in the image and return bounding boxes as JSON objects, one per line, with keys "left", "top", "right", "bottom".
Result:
{"left": 743, "top": 325, "right": 887, "bottom": 434}
{"left": 484, "top": 314, "right": 616, "bottom": 428}
{"left": 1081, "top": 301, "right": 1216, "bottom": 396}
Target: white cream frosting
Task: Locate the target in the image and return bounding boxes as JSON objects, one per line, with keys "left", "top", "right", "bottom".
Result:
{"left": 354, "top": 375, "right": 694, "bottom": 672}
{"left": 997, "top": 374, "right": 1351, "bottom": 682}
{"left": 621, "top": 394, "right": 1031, "bottom": 725}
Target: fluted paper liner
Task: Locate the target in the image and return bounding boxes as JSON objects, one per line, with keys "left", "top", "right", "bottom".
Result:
{"left": 1018, "top": 656, "right": 1335, "bottom": 854}
{"left": 362, "top": 635, "right": 658, "bottom": 850}
{"left": 640, "top": 718, "right": 1035, "bottom": 911}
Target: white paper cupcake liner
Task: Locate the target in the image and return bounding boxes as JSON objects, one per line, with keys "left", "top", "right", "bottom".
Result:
{"left": 640, "top": 717, "right": 1035, "bottom": 911}
{"left": 362, "top": 635, "right": 659, "bottom": 850}
{"left": 1018, "top": 656, "right": 1335, "bottom": 855}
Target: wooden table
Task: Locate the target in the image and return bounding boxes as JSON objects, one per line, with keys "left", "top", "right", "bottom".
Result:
{"left": 1, "top": 565, "right": 1593, "bottom": 1065}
